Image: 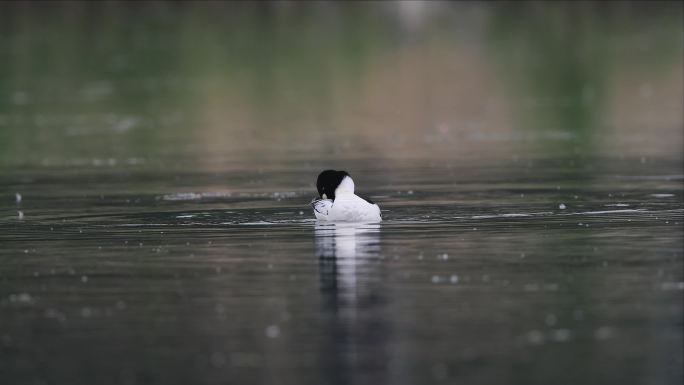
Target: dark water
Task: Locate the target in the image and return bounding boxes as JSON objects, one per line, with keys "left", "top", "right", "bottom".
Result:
{"left": 1, "top": 2, "right": 683, "bottom": 385}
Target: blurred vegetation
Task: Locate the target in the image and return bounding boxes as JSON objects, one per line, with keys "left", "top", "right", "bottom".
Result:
{"left": 0, "top": 1, "right": 681, "bottom": 168}
{"left": 487, "top": 1, "right": 683, "bottom": 160}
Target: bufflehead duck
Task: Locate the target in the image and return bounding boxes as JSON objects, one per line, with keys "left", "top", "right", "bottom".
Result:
{"left": 311, "top": 170, "right": 382, "bottom": 222}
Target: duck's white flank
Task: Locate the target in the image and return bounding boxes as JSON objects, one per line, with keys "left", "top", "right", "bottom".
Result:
{"left": 313, "top": 176, "right": 381, "bottom": 222}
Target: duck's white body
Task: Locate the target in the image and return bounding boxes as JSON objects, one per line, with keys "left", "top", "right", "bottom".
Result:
{"left": 312, "top": 176, "right": 381, "bottom": 222}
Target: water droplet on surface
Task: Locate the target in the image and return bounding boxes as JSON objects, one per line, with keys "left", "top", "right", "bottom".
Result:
{"left": 80, "top": 307, "right": 92, "bottom": 318}
{"left": 661, "top": 282, "right": 684, "bottom": 291}
{"left": 550, "top": 329, "right": 572, "bottom": 342}
{"left": 524, "top": 284, "right": 539, "bottom": 292}
{"left": 527, "top": 330, "right": 545, "bottom": 345}
{"left": 594, "top": 327, "right": 615, "bottom": 340}
{"left": 214, "top": 303, "right": 226, "bottom": 314}
{"left": 545, "top": 314, "right": 557, "bottom": 326}
{"left": 9, "top": 293, "right": 32, "bottom": 303}
{"left": 265, "top": 325, "right": 280, "bottom": 338}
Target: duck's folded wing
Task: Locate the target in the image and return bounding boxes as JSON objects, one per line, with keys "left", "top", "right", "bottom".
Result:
{"left": 311, "top": 198, "right": 333, "bottom": 216}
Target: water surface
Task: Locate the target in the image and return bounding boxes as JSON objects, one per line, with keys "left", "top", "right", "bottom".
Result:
{"left": 1, "top": 2, "right": 682, "bottom": 385}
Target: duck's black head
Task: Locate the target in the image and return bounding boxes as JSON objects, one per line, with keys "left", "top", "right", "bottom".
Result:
{"left": 316, "top": 170, "right": 349, "bottom": 200}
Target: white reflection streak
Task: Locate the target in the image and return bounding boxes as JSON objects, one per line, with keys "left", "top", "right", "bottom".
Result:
{"left": 315, "top": 223, "right": 381, "bottom": 303}
{"left": 315, "top": 223, "right": 382, "bottom": 384}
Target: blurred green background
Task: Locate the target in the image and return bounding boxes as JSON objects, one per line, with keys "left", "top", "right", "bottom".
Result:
{"left": 0, "top": 1, "right": 682, "bottom": 169}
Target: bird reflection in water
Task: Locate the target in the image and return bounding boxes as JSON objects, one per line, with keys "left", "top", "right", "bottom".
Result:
{"left": 315, "top": 223, "right": 381, "bottom": 304}
{"left": 314, "top": 223, "right": 389, "bottom": 385}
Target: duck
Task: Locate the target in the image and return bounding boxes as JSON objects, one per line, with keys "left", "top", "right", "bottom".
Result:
{"left": 311, "top": 170, "right": 382, "bottom": 222}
